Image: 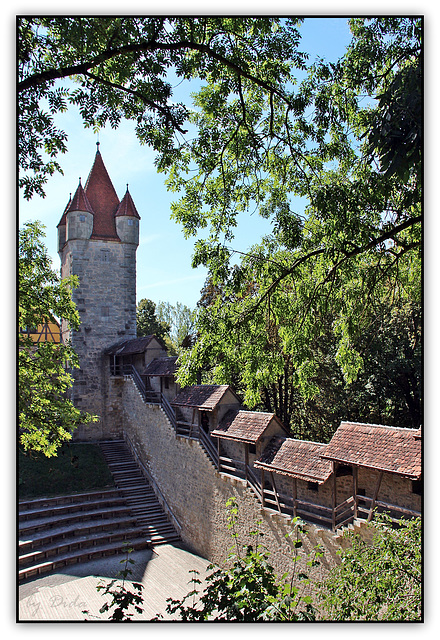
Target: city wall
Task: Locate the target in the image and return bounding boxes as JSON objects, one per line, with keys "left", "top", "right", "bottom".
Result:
{"left": 105, "top": 377, "right": 364, "bottom": 582}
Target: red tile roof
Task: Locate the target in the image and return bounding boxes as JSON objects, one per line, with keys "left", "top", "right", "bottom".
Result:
{"left": 115, "top": 187, "right": 141, "bottom": 219}
{"left": 171, "top": 385, "right": 239, "bottom": 411}
{"left": 254, "top": 436, "right": 333, "bottom": 483}
{"left": 143, "top": 356, "right": 178, "bottom": 377}
{"left": 321, "top": 422, "right": 421, "bottom": 479}
{"left": 104, "top": 335, "right": 162, "bottom": 356}
{"left": 58, "top": 147, "right": 140, "bottom": 240}
{"left": 211, "top": 409, "right": 288, "bottom": 444}
{"left": 57, "top": 194, "right": 72, "bottom": 228}
{"left": 84, "top": 148, "right": 120, "bottom": 240}
{"left": 67, "top": 181, "right": 95, "bottom": 214}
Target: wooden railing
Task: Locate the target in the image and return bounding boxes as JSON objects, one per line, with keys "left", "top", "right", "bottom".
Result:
{"left": 110, "top": 363, "right": 151, "bottom": 401}
{"left": 334, "top": 496, "right": 355, "bottom": 529}
{"left": 199, "top": 427, "right": 219, "bottom": 467}
{"left": 355, "top": 495, "right": 420, "bottom": 524}
{"left": 112, "top": 366, "right": 421, "bottom": 532}
{"left": 161, "top": 393, "right": 177, "bottom": 429}
{"left": 219, "top": 455, "right": 246, "bottom": 479}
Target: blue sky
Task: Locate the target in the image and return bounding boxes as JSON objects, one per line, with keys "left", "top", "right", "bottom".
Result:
{"left": 19, "top": 17, "right": 353, "bottom": 309}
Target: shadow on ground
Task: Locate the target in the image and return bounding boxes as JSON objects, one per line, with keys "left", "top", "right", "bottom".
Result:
{"left": 18, "top": 543, "right": 210, "bottom": 621}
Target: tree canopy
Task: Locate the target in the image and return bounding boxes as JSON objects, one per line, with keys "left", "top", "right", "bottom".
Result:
{"left": 18, "top": 17, "right": 302, "bottom": 199}
{"left": 18, "top": 221, "right": 96, "bottom": 456}
{"left": 19, "top": 17, "right": 422, "bottom": 434}
{"left": 172, "top": 17, "right": 422, "bottom": 431}
{"left": 136, "top": 298, "right": 170, "bottom": 343}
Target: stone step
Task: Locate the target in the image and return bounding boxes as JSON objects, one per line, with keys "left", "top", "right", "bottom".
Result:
{"left": 18, "top": 488, "right": 122, "bottom": 512}
{"left": 19, "top": 515, "right": 143, "bottom": 553}
{"left": 98, "top": 440, "right": 180, "bottom": 546}
{"left": 19, "top": 505, "right": 134, "bottom": 536}
{"left": 19, "top": 526, "right": 147, "bottom": 567}
{"left": 19, "top": 496, "right": 128, "bottom": 522}
{"left": 19, "top": 537, "right": 149, "bottom": 582}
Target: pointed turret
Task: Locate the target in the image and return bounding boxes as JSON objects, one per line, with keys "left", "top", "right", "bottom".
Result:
{"left": 115, "top": 185, "right": 140, "bottom": 245}
{"left": 84, "top": 143, "right": 120, "bottom": 240}
{"left": 66, "top": 179, "right": 94, "bottom": 241}
{"left": 57, "top": 193, "right": 71, "bottom": 254}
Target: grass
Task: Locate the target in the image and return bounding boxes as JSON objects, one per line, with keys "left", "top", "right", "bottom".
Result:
{"left": 18, "top": 442, "right": 115, "bottom": 500}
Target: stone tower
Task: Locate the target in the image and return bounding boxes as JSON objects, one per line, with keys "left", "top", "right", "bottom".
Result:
{"left": 57, "top": 144, "right": 140, "bottom": 437}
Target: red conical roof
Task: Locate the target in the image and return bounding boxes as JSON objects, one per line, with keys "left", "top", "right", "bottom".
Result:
{"left": 115, "top": 186, "right": 141, "bottom": 219}
{"left": 84, "top": 146, "right": 120, "bottom": 240}
{"left": 67, "top": 180, "right": 95, "bottom": 215}
{"left": 57, "top": 193, "right": 72, "bottom": 227}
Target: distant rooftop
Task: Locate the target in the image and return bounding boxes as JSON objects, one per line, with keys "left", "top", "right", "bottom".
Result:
{"left": 104, "top": 335, "right": 161, "bottom": 356}
{"left": 143, "top": 356, "right": 178, "bottom": 377}
{"left": 321, "top": 422, "right": 421, "bottom": 479}
{"left": 211, "top": 409, "right": 288, "bottom": 444}
{"left": 171, "top": 385, "right": 239, "bottom": 411}
{"left": 255, "top": 436, "right": 333, "bottom": 484}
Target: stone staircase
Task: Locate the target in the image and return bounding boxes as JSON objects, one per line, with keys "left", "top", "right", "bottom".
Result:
{"left": 18, "top": 488, "right": 148, "bottom": 582}
{"left": 98, "top": 440, "right": 180, "bottom": 547}
{"left": 18, "top": 440, "right": 180, "bottom": 582}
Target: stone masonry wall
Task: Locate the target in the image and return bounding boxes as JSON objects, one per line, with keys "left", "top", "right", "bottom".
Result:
{"left": 106, "top": 377, "right": 358, "bottom": 583}
{"left": 61, "top": 238, "right": 137, "bottom": 439}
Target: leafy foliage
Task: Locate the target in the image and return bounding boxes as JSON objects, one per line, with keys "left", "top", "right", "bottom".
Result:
{"left": 156, "top": 300, "right": 196, "bottom": 354}
{"left": 172, "top": 17, "right": 421, "bottom": 433}
{"left": 18, "top": 221, "right": 97, "bottom": 456}
{"left": 136, "top": 298, "right": 195, "bottom": 355}
{"left": 319, "top": 514, "right": 422, "bottom": 621}
{"left": 84, "top": 545, "right": 144, "bottom": 621}
{"left": 18, "top": 17, "right": 422, "bottom": 438}
{"left": 18, "top": 17, "right": 303, "bottom": 199}
{"left": 136, "top": 298, "right": 170, "bottom": 343}
{"left": 165, "top": 497, "right": 322, "bottom": 621}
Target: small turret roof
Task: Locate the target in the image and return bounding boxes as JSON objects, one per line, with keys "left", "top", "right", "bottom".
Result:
{"left": 57, "top": 194, "right": 72, "bottom": 228}
{"left": 115, "top": 186, "right": 141, "bottom": 219}
{"left": 67, "top": 180, "right": 95, "bottom": 215}
{"left": 84, "top": 146, "right": 120, "bottom": 240}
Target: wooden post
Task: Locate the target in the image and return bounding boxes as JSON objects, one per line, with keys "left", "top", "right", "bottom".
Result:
{"left": 261, "top": 469, "right": 265, "bottom": 507}
{"left": 367, "top": 471, "right": 384, "bottom": 522}
{"left": 331, "top": 461, "right": 336, "bottom": 531}
{"left": 293, "top": 477, "right": 297, "bottom": 518}
{"left": 245, "top": 443, "right": 249, "bottom": 481}
{"left": 271, "top": 472, "right": 282, "bottom": 513}
{"left": 217, "top": 438, "right": 221, "bottom": 472}
{"left": 352, "top": 465, "right": 358, "bottom": 520}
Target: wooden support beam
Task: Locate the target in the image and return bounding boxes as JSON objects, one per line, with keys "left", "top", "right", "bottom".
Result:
{"left": 270, "top": 472, "right": 282, "bottom": 513}
{"left": 261, "top": 469, "right": 265, "bottom": 507}
{"left": 293, "top": 477, "right": 297, "bottom": 518}
{"left": 217, "top": 438, "right": 221, "bottom": 472}
{"left": 331, "top": 461, "right": 336, "bottom": 531}
{"left": 245, "top": 444, "right": 249, "bottom": 481}
{"left": 367, "top": 471, "right": 384, "bottom": 522}
{"left": 352, "top": 465, "right": 358, "bottom": 520}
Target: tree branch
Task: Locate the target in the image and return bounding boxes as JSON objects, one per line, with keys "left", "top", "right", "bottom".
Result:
{"left": 83, "top": 71, "right": 187, "bottom": 134}
{"left": 18, "top": 38, "right": 290, "bottom": 106}
{"left": 236, "top": 214, "right": 421, "bottom": 326}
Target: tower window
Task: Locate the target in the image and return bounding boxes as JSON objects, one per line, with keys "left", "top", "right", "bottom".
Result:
{"left": 127, "top": 219, "right": 134, "bottom": 226}
{"left": 100, "top": 250, "right": 110, "bottom": 263}
{"left": 101, "top": 306, "right": 109, "bottom": 318}
{"left": 79, "top": 215, "right": 86, "bottom": 222}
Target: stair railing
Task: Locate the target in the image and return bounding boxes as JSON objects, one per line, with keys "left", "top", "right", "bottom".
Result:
{"left": 198, "top": 427, "right": 219, "bottom": 467}
{"left": 161, "top": 393, "right": 177, "bottom": 430}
